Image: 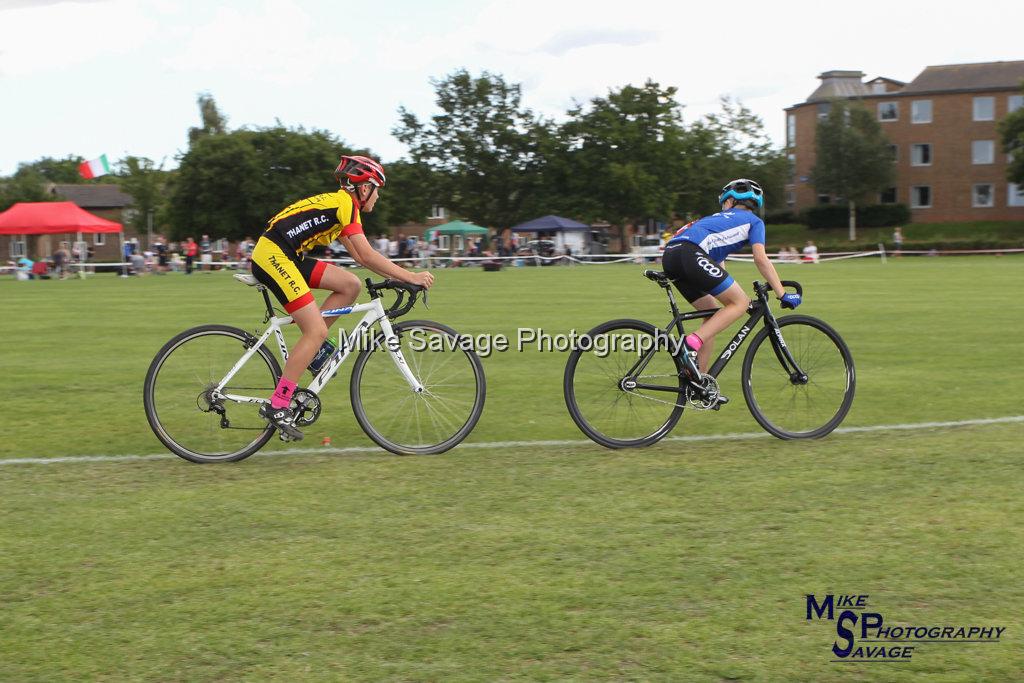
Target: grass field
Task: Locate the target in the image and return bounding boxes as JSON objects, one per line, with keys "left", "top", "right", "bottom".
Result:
{"left": 1, "top": 257, "right": 1023, "bottom": 681}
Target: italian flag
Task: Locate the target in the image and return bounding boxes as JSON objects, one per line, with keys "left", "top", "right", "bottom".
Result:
{"left": 78, "top": 154, "right": 111, "bottom": 179}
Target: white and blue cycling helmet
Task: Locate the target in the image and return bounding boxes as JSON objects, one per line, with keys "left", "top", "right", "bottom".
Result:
{"left": 719, "top": 178, "right": 764, "bottom": 209}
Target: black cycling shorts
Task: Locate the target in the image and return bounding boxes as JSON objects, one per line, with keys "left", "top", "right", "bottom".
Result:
{"left": 661, "top": 240, "right": 735, "bottom": 303}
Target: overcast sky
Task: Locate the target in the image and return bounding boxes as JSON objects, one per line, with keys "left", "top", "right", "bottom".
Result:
{"left": 1, "top": 0, "right": 1021, "bottom": 176}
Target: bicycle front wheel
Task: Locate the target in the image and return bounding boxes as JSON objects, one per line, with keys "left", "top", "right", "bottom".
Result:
{"left": 741, "top": 315, "right": 855, "bottom": 439}
{"left": 144, "top": 325, "right": 281, "bottom": 463}
{"left": 350, "top": 320, "right": 486, "bottom": 455}
{"left": 564, "top": 319, "right": 685, "bottom": 449}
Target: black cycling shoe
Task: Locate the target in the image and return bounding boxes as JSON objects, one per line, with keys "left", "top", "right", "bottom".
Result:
{"left": 710, "top": 394, "right": 730, "bottom": 411}
{"left": 259, "top": 403, "right": 304, "bottom": 441}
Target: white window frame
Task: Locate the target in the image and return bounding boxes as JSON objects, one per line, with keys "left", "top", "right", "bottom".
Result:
{"left": 787, "top": 114, "right": 796, "bottom": 147}
{"left": 911, "top": 185, "right": 932, "bottom": 209}
{"left": 1010, "top": 95, "right": 1024, "bottom": 113}
{"left": 437, "top": 235, "right": 450, "bottom": 250}
{"left": 879, "top": 187, "right": 898, "bottom": 204}
{"left": 10, "top": 238, "right": 27, "bottom": 258}
{"left": 911, "top": 100, "right": 932, "bottom": 124}
{"left": 785, "top": 190, "right": 795, "bottom": 206}
{"left": 972, "top": 184, "right": 994, "bottom": 208}
{"left": 973, "top": 96, "right": 995, "bottom": 121}
{"left": 94, "top": 233, "right": 106, "bottom": 246}
{"left": 1009, "top": 183, "right": 1024, "bottom": 207}
{"left": 972, "top": 140, "right": 995, "bottom": 165}
{"left": 430, "top": 205, "right": 447, "bottom": 220}
{"left": 889, "top": 144, "right": 899, "bottom": 162}
{"left": 911, "top": 143, "right": 932, "bottom": 166}
{"left": 877, "top": 101, "right": 899, "bottom": 121}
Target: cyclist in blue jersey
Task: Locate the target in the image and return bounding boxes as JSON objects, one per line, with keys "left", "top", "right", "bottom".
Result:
{"left": 662, "top": 179, "right": 801, "bottom": 406}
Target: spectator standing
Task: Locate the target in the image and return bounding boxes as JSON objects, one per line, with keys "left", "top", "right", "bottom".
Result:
{"left": 397, "top": 233, "right": 408, "bottom": 260}
{"left": 893, "top": 227, "right": 904, "bottom": 257}
{"left": 184, "top": 237, "right": 198, "bottom": 274}
{"left": 375, "top": 233, "right": 389, "bottom": 256}
{"left": 200, "top": 234, "right": 212, "bottom": 271}
{"left": 53, "top": 244, "right": 68, "bottom": 279}
{"left": 17, "top": 256, "right": 34, "bottom": 280}
{"left": 154, "top": 236, "right": 168, "bottom": 274}
{"left": 388, "top": 237, "right": 399, "bottom": 259}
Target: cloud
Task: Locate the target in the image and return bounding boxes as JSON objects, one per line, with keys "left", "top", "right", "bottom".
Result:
{"left": 537, "top": 29, "right": 660, "bottom": 56}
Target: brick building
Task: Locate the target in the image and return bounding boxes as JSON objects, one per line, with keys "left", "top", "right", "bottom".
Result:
{"left": 784, "top": 61, "right": 1024, "bottom": 222}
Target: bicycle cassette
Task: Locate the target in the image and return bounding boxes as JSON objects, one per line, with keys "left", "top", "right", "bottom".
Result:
{"left": 290, "top": 388, "right": 322, "bottom": 427}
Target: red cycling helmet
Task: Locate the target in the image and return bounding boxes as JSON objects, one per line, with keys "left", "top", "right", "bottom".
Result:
{"left": 335, "top": 155, "right": 387, "bottom": 189}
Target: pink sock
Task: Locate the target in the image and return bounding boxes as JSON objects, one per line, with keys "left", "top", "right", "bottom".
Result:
{"left": 685, "top": 333, "right": 704, "bottom": 351}
{"left": 270, "top": 377, "right": 298, "bottom": 409}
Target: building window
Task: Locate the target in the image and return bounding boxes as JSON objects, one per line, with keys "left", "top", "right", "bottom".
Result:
{"left": 787, "top": 153, "right": 796, "bottom": 182}
{"left": 787, "top": 114, "right": 796, "bottom": 146}
{"left": 430, "top": 205, "right": 447, "bottom": 220}
{"left": 973, "top": 96, "right": 995, "bottom": 121}
{"left": 871, "top": 82, "right": 887, "bottom": 94}
{"left": 1010, "top": 95, "right": 1024, "bottom": 113}
{"left": 879, "top": 187, "right": 897, "bottom": 204}
{"left": 437, "top": 234, "right": 449, "bottom": 250}
{"left": 911, "top": 186, "right": 932, "bottom": 208}
{"left": 817, "top": 194, "right": 831, "bottom": 204}
{"left": 972, "top": 184, "right": 994, "bottom": 208}
{"left": 911, "top": 100, "right": 932, "bottom": 123}
{"left": 785, "top": 190, "right": 795, "bottom": 206}
{"left": 94, "top": 233, "right": 106, "bottom": 246}
{"left": 888, "top": 144, "right": 899, "bottom": 162}
{"left": 972, "top": 140, "right": 995, "bottom": 165}
{"left": 1009, "top": 183, "right": 1024, "bottom": 207}
{"left": 9, "top": 238, "right": 27, "bottom": 258}
{"left": 878, "top": 102, "right": 898, "bottom": 121}
{"left": 911, "top": 143, "right": 932, "bottom": 166}
{"left": 817, "top": 103, "right": 831, "bottom": 121}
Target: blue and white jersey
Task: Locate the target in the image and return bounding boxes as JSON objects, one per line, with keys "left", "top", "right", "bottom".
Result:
{"left": 666, "top": 210, "right": 766, "bottom": 262}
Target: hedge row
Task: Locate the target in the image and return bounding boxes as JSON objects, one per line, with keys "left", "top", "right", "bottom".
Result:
{"left": 765, "top": 204, "right": 911, "bottom": 229}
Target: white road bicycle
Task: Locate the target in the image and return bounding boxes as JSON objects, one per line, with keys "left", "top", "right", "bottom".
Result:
{"left": 144, "top": 274, "right": 486, "bottom": 463}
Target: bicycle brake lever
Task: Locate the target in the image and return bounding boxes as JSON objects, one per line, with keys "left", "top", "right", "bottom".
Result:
{"left": 422, "top": 290, "right": 429, "bottom": 309}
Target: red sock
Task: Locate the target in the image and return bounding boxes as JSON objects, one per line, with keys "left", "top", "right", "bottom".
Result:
{"left": 685, "top": 333, "right": 704, "bottom": 351}
{"left": 270, "top": 377, "right": 298, "bottom": 409}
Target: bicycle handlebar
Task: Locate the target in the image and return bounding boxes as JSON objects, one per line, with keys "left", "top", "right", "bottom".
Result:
{"left": 365, "top": 278, "right": 428, "bottom": 318}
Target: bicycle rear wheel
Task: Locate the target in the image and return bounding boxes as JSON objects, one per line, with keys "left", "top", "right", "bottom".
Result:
{"left": 563, "top": 319, "right": 685, "bottom": 448}
{"left": 144, "top": 325, "right": 281, "bottom": 462}
{"left": 741, "top": 315, "right": 855, "bottom": 439}
{"left": 350, "top": 320, "right": 486, "bottom": 455}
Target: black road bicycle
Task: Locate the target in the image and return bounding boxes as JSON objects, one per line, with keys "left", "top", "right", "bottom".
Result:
{"left": 563, "top": 271, "right": 855, "bottom": 447}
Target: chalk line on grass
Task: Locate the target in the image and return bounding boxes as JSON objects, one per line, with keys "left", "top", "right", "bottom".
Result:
{"left": 0, "top": 416, "right": 1021, "bottom": 467}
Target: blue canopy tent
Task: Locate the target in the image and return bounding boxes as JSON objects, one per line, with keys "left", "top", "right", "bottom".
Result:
{"left": 510, "top": 215, "right": 591, "bottom": 254}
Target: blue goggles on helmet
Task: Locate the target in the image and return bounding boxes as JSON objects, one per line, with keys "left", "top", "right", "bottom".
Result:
{"left": 719, "top": 181, "right": 764, "bottom": 207}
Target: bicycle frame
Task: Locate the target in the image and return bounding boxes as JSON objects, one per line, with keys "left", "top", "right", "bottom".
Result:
{"left": 213, "top": 288, "right": 423, "bottom": 406}
{"left": 629, "top": 281, "right": 809, "bottom": 395}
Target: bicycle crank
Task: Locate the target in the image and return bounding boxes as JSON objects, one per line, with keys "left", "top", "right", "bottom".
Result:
{"left": 290, "top": 388, "right": 322, "bottom": 427}
{"left": 685, "top": 375, "right": 721, "bottom": 411}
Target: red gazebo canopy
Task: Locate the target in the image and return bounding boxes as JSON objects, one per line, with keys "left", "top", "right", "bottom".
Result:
{"left": 0, "top": 201, "right": 123, "bottom": 234}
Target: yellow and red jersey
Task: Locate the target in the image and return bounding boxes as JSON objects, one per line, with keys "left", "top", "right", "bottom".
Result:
{"left": 264, "top": 190, "right": 363, "bottom": 253}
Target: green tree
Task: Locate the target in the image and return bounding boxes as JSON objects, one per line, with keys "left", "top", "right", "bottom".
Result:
{"left": 393, "top": 70, "right": 550, "bottom": 229}
{"left": 686, "top": 97, "right": 788, "bottom": 217}
{"left": 812, "top": 100, "right": 894, "bottom": 240}
{"left": 188, "top": 93, "right": 229, "bottom": 145}
{"left": 0, "top": 169, "right": 57, "bottom": 211}
{"left": 554, "top": 80, "right": 689, "bottom": 231}
{"left": 998, "top": 87, "right": 1024, "bottom": 185}
{"left": 115, "top": 156, "right": 168, "bottom": 241}
{"left": 15, "top": 156, "right": 87, "bottom": 184}
{"left": 168, "top": 124, "right": 353, "bottom": 241}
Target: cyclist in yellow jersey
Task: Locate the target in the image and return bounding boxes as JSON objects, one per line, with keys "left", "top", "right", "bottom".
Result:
{"left": 251, "top": 155, "right": 434, "bottom": 439}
